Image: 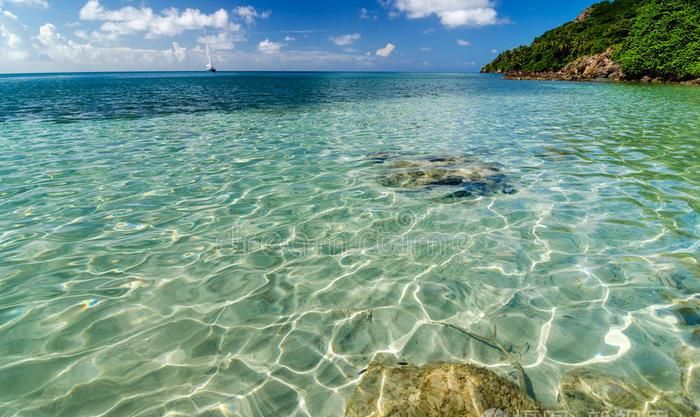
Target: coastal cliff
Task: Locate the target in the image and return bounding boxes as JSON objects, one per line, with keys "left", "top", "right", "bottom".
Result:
{"left": 482, "top": 0, "right": 700, "bottom": 83}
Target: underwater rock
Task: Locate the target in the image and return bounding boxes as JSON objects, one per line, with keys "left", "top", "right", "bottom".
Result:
{"left": 658, "top": 297, "right": 700, "bottom": 326}
{"left": 691, "top": 329, "right": 700, "bottom": 347}
{"left": 370, "top": 153, "right": 517, "bottom": 199}
{"left": 344, "top": 361, "right": 540, "bottom": 417}
{"left": 367, "top": 151, "right": 403, "bottom": 164}
{"left": 559, "top": 369, "right": 698, "bottom": 417}
{"left": 657, "top": 269, "right": 700, "bottom": 294}
{"left": 676, "top": 305, "right": 700, "bottom": 326}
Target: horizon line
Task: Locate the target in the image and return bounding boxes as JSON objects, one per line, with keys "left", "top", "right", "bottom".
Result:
{"left": 0, "top": 69, "right": 487, "bottom": 76}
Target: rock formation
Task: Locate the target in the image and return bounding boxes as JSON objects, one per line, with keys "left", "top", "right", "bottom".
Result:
{"left": 345, "top": 361, "right": 699, "bottom": 417}
{"left": 559, "top": 369, "right": 698, "bottom": 417}
{"left": 504, "top": 49, "right": 623, "bottom": 82}
{"left": 370, "top": 154, "right": 517, "bottom": 200}
{"left": 344, "top": 361, "right": 540, "bottom": 417}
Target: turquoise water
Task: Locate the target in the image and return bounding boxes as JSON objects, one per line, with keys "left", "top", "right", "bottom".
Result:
{"left": 0, "top": 72, "right": 698, "bottom": 416}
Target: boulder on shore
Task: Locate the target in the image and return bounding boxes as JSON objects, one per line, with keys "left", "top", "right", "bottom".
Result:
{"left": 503, "top": 49, "right": 623, "bottom": 82}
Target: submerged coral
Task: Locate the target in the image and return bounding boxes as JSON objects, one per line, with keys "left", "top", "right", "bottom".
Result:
{"left": 344, "top": 361, "right": 540, "bottom": 417}
{"left": 370, "top": 153, "right": 517, "bottom": 200}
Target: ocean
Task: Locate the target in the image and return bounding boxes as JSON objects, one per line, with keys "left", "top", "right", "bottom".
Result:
{"left": 0, "top": 72, "right": 698, "bottom": 416}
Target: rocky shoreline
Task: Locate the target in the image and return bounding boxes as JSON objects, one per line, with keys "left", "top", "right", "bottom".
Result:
{"left": 484, "top": 49, "right": 700, "bottom": 86}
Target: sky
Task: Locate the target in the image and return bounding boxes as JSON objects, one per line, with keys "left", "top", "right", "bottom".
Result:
{"left": 0, "top": 0, "right": 597, "bottom": 73}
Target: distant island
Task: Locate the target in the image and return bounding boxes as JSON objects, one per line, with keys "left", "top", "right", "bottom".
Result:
{"left": 481, "top": 0, "right": 700, "bottom": 84}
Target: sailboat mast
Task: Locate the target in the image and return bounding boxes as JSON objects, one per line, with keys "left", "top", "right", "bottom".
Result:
{"left": 206, "top": 42, "right": 213, "bottom": 68}
{"left": 203, "top": 27, "right": 215, "bottom": 72}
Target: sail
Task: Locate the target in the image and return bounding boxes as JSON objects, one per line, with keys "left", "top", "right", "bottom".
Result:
{"left": 205, "top": 42, "right": 214, "bottom": 70}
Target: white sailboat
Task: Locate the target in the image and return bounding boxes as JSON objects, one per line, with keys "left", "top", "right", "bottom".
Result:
{"left": 205, "top": 41, "right": 216, "bottom": 73}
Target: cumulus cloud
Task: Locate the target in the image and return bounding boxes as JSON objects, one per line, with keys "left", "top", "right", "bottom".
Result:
{"left": 376, "top": 42, "right": 395, "bottom": 57}
{"left": 257, "top": 39, "right": 281, "bottom": 54}
{"left": 167, "top": 42, "right": 186, "bottom": 62}
{"left": 197, "top": 31, "right": 238, "bottom": 50}
{"left": 78, "top": 0, "right": 234, "bottom": 39}
{"left": 5, "top": 0, "right": 48, "bottom": 8}
{"left": 0, "top": 23, "right": 27, "bottom": 60}
{"left": 284, "top": 35, "right": 295, "bottom": 41}
{"left": 2, "top": 10, "right": 19, "bottom": 21}
{"left": 234, "top": 5, "right": 270, "bottom": 25}
{"left": 0, "top": 9, "right": 30, "bottom": 62}
{"left": 35, "top": 21, "right": 60, "bottom": 45}
{"left": 456, "top": 39, "right": 470, "bottom": 46}
{"left": 0, "top": 12, "right": 379, "bottom": 72}
{"left": 390, "top": 0, "right": 500, "bottom": 28}
{"left": 330, "top": 33, "right": 360, "bottom": 46}
{"left": 1, "top": 24, "right": 20, "bottom": 48}
{"left": 32, "top": 23, "right": 193, "bottom": 67}
{"left": 74, "top": 29, "right": 111, "bottom": 42}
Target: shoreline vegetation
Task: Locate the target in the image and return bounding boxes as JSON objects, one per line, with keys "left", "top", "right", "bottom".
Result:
{"left": 481, "top": 0, "right": 700, "bottom": 85}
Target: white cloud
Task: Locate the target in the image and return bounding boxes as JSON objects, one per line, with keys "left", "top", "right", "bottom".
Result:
{"left": 491, "top": 48, "right": 498, "bottom": 54}
{"left": 359, "top": 8, "right": 378, "bottom": 20}
{"left": 0, "top": 15, "right": 381, "bottom": 72}
{"left": 74, "top": 28, "right": 117, "bottom": 42}
{"left": 376, "top": 42, "right": 395, "bottom": 57}
{"left": 78, "top": 0, "right": 234, "bottom": 39}
{"left": 35, "top": 21, "right": 59, "bottom": 45}
{"left": 167, "top": 42, "right": 186, "bottom": 62}
{"left": 5, "top": 0, "right": 48, "bottom": 9}
{"left": 456, "top": 39, "right": 470, "bottom": 46}
{"left": 420, "top": 47, "right": 431, "bottom": 51}
{"left": 2, "top": 10, "right": 19, "bottom": 21}
{"left": 31, "top": 23, "right": 194, "bottom": 68}
{"left": 257, "top": 38, "right": 281, "bottom": 54}
{"left": 34, "top": 23, "right": 96, "bottom": 62}
{"left": 0, "top": 9, "right": 29, "bottom": 62}
{"left": 330, "top": 33, "right": 360, "bottom": 46}
{"left": 284, "top": 35, "right": 295, "bottom": 41}
{"left": 234, "top": 5, "right": 270, "bottom": 25}
{"left": 197, "top": 32, "right": 243, "bottom": 51}
{"left": 390, "top": 0, "right": 500, "bottom": 28}
{"left": 253, "top": 48, "right": 374, "bottom": 69}
{"left": 0, "top": 23, "right": 26, "bottom": 60}
{"left": 198, "top": 31, "right": 237, "bottom": 50}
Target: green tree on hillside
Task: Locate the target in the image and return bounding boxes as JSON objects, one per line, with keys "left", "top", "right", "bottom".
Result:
{"left": 482, "top": 0, "right": 700, "bottom": 81}
{"left": 483, "top": 0, "right": 644, "bottom": 73}
{"left": 616, "top": 0, "right": 700, "bottom": 80}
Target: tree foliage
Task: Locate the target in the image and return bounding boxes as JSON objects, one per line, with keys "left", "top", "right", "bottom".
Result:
{"left": 616, "top": 0, "right": 700, "bottom": 79}
{"left": 482, "top": 0, "right": 700, "bottom": 80}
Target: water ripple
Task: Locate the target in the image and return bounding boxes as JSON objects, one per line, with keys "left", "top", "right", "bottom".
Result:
{"left": 0, "top": 74, "right": 699, "bottom": 416}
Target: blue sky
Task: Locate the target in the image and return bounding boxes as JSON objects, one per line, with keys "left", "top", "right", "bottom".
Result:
{"left": 0, "top": 0, "right": 596, "bottom": 73}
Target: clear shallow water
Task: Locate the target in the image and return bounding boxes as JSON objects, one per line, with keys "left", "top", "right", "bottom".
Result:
{"left": 0, "top": 72, "right": 699, "bottom": 416}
